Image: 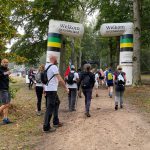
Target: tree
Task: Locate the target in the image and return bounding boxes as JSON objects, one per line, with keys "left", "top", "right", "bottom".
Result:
{"left": 133, "top": 0, "right": 142, "bottom": 85}
{"left": 95, "top": 0, "right": 133, "bottom": 68}
{"left": 11, "top": 0, "right": 82, "bottom": 65}
{"left": 0, "top": 0, "right": 18, "bottom": 51}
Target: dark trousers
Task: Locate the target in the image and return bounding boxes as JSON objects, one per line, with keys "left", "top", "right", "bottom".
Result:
{"left": 43, "top": 91, "right": 60, "bottom": 131}
{"left": 68, "top": 88, "right": 77, "bottom": 110}
{"left": 82, "top": 88, "right": 92, "bottom": 113}
{"left": 29, "top": 79, "right": 34, "bottom": 89}
{"left": 35, "top": 86, "right": 43, "bottom": 111}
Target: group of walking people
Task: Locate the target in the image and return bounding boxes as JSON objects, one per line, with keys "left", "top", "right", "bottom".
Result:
{"left": 0, "top": 56, "right": 126, "bottom": 133}
{"left": 33, "top": 55, "right": 126, "bottom": 133}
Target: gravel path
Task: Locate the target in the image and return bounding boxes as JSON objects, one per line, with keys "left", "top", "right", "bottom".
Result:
{"left": 36, "top": 88, "right": 150, "bottom": 150}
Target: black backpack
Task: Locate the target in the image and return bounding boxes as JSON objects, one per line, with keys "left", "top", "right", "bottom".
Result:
{"left": 41, "top": 64, "right": 54, "bottom": 85}
{"left": 81, "top": 74, "right": 91, "bottom": 89}
{"left": 67, "top": 72, "right": 75, "bottom": 85}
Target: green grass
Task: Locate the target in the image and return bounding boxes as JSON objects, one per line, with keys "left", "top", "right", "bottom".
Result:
{"left": 0, "top": 77, "right": 44, "bottom": 150}
{"left": 125, "top": 85, "right": 150, "bottom": 113}
{"left": 0, "top": 75, "right": 150, "bottom": 149}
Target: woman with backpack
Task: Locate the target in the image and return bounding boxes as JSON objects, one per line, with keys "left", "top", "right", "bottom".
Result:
{"left": 66, "top": 65, "right": 79, "bottom": 112}
{"left": 35, "top": 64, "right": 45, "bottom": 115}
{"left": 99, "top": 69, "right": 105, "bottom": 86}
{"left": 113, "top": 65, "right": 126, "bottom": 110}
{"left": 78, "top": 64, "right": 95, "bottom": 117}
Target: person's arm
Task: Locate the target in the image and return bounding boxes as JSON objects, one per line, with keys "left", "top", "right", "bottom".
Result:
{"left": 124, "top": 72, "right": 127, "bottom": 84}
{"left": 55, "top": 74, "right": 69, "bottom": 93}
{"left": 113, "top": 73, "right": 116, "bottom": 84}
{"left": 77, "top": 73, "right": 83, "bottom": 90}
{"left": 75, "top": 72, "right": 79, "bottom": 83}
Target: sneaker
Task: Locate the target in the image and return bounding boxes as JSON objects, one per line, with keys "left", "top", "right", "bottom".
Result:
{"left": 53, "top": 122, "right": 63, "bottom": 128}
{"left": 36, "top": 111, "right": 42, "bottom": 116}
{"left": 43, "top": 127, "right": 56, "bottom": 133}
{"left": 115, "top": 105, "right": 118, "bottom": 110}
{"left": 2, "top": 118, "right": 13, "bottom": 125}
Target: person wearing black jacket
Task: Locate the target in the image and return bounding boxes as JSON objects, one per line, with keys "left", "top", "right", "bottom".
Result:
{"left": 78, "top": 64, "right": 95, "bottom": 117}
{"left": 0, "top": 59, "right": 12, "bottom": 124}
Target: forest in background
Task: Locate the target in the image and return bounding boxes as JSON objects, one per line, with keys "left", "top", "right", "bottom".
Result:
{"left": 0, "top": 0, "right": 150, "bottom": 77}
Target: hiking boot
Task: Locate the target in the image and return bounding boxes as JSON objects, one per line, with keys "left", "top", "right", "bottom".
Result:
{"left": 78, "top": 95, "right": 82, "bottom": 98}
{"left": 69, "top": 108, "right": 76, "bottom": 112}
{"left": 53, "top": 122, "right": 63, "bottom": 128}
{"left": 43, "top": 127, "right": 56, "bottom": 133}
{"left": 96, "top": 94, "right": 99, "bottom": 97}
{"left": 2, "top": 118, "right": 13, "bottom": 125}
{"left": 85, "top": 112, "right": 91, "bottom": 117}
{"left": 115, "top": 105, "right": 118, "bottom": 110}
{"left": 72, "top": 108, "right": 76, "bottom": 111}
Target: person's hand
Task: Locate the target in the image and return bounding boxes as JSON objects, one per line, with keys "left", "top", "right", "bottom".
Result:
{"left": 43, "top": 91, "right": 46, "bottom": 96}
{"left": 7, "top": 71, "right": 11, "bottom": 75}
{"left": 4, "top": 71, "right": 11, "bottom": 75}
{"left": 65, "top": 87, "right": 69, "bottom": 93}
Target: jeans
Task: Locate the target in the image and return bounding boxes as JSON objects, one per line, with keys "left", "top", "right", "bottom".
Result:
{"left": 68, "top": 88, "right": 77, "bottom": 110}
{"left": 43, "top": 91, "right": 60, "bottom": 131}
{"left": 35, "top": 86, "right": 43, "bottom": 111}
{"left": 82, "top": 88, "right": 92, "bottom": 113}
{"left": 115, "top": 90, "right": 124, "bottom": 106}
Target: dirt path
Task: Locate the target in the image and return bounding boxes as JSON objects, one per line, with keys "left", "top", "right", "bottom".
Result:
{"left": 35, "top": 88, "right": 150, "bottom": 150}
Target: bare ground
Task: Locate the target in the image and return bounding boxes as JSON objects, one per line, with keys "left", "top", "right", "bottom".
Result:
{"left": 35, "top": 88, "right": 150, "bottom": 150}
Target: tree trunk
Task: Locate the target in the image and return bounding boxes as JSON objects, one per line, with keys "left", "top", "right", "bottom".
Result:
{"left": 71, "top": 38, "right": 75, "bottom": 65}
{"left": 133, "top": 0, "right": 141, "bottom": 86}
{"left": 109, "top": 38, "right": 113, "bottom": 67}
{"left": 78, "top": 49, "right": 82, "bottom": 68}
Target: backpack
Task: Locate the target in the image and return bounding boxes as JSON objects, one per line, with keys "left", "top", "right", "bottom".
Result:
{"left": 35, "top": 72, "right": 42, "bottom": 83}
{"left": 107, "top": 71, "right": 113, "bottom": 81}
{"left": 28, "top": 71, "right": 33, "bottom": 79}
{"left": 67, "top": 72, "right": 75, "bottom": 85}
{"left": 81, "top": 74, "right": 91, "bottom": 89}
{"left": 41, "top": 64, "right": 54, "bottom": 85}
{"left": 116, "top": 72, "right": 125, "bottom": 86}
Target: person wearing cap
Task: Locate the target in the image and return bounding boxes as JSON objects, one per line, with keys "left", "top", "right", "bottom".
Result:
{"left": 66, "top": 65, "right": 79, "bottom": 111}
{"left": 113, "top": 65, "right": 126, "bottom": 110}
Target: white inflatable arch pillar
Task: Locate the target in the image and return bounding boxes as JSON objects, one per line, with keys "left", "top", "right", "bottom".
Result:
{"left": 47, "top": 20, "right": 84, "bottom": 66}
{"left": 100, "top": 22, "right": 133, "bottom": 85}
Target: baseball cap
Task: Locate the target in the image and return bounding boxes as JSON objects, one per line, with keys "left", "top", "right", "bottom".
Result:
{"left": 71, "top": 65, "right": 75, "bottom": 69}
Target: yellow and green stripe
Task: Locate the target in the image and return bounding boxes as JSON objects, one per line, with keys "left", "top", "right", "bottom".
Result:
{"left": 120, "top": 34, "right": 133, "bottom": 51}
{"left": 47, "top": 33, "right": 62, "bottom": 52}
